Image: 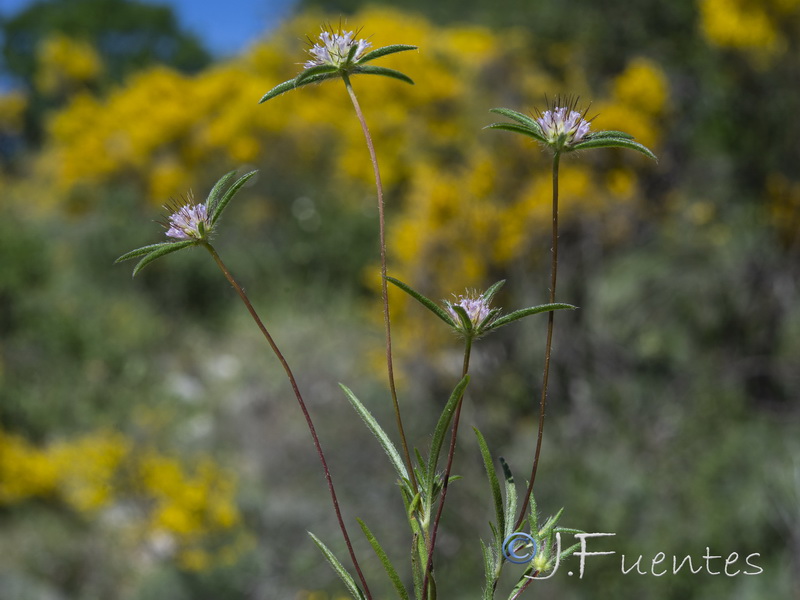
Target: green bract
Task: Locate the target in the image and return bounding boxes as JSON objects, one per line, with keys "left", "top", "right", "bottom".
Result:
{"left": 115, "top": 170, "right": 257, "bottom": 276}
{"left": 386, "top": 276, "right": 576, "bottom": 341}
{"left": 487, "top": 104, "right": 657, "bottom": 160}
{"left": 259, "top": 27, "right": 417, "bottom": 103}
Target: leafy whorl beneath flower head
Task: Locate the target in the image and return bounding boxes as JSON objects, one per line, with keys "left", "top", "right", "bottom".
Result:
{"left": 486, "top": 100, "right": 657, "bottom": 160}
{"left": 115, "top": 170, "right": 258, "bottom": 276}
{"left": 386, "top": 276, "right": 576, "bottom": 340}
{"left": 258, "top": 25, "right": 417, "bottom": 103}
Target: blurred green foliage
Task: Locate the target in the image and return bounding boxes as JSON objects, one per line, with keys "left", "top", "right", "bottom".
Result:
{"left": 0, "top": 0, "right": 798, "bottom": 599}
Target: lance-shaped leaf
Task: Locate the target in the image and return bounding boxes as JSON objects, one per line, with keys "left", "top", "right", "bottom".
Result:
{"left": 351, "top": 65, "right": 414, "bottom": 84}
{"left": 357, "top": 43, "right": 417, "bottom": 64}
{"left": 258, "top": 72, "right": 342, "bottom": 103}
{"left": 450, "top": 303, "right": 475, "bottom": 336}
{"left": 386, "top": 276, "right": 456, "bottom": 327}
{"left": 480, "top": 539, "right": 497, "bottom": 600}
{"left": 308, "top": 532, "right": 366, "bottom": 600}
{"left": 295, "top": 64, "right": 340, "bottom": 86}
{"left": 482, "top": 279, "right": 506, "bottom": 303}
{"left": 584, "top": 130, "right": 634, "bottom": 140}
{"left": 427, "top": 375, "right": 470, "bottom": 489}
{"left": 117, "top": 240, "right": 195, "bottom": 277}
{"left": 210, "top": 169, "right": 258, "bottom": 225}
{"left": 571, "top": 136, "right": 657, "bottom": 160}
{"left": 358, "top": 519, "right": 410, "bottom": 600}
{"left": 500, "top": 457, "right": 518, "bottom": 539}
{"left": 488, "top": 107, "right": 542, "bottom": 131}
{"left": 486, "top": 303, "right": 576, "bottom": 331}
{"left": 115, "top": 242, "right": 175, "bottom": 263}
{"left": 474, "top": 427, "right": 505, "bottom": 542}
{"left": 484, "top": 121, "right": 547, "bottom": 145}
{"left": 205, "top": 170, "right": 237, "bottom": 215}
{"left": 258, "top": 78, "right": 298, "bottom": 103}
{"left": 340, "top": 384, "right": 409, "bottom": 481}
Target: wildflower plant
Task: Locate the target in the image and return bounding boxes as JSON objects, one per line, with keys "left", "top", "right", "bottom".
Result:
{"left": 117, "top": 21, "right": 657, "bottom": 600}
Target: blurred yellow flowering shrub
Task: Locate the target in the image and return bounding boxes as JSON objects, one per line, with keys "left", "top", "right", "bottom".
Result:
{"left": 699, "top": 0, "right": 800, "bottom": 54}
{"left": 0, "top": 91, "right": 27, "bottom": 136}
{"left": 35, "top": 33, "right": 104, "bottom": 96}
{"left": 39, "top": 8, "right": 665, "bottom": 362}
{"left": 0, "top": 426, "right": 243, "bottom": 571}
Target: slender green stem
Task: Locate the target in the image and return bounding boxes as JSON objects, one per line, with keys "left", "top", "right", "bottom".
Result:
{"left": 421, "top": 337, "right": 473, "bottom": 600}
{"left": 515, "top": 152, "right": 561, "bottom": 531}
{"left": 202, "top": 243, "right": 372, "bottom": 600}
{"left": 509, "top": 570, "right": 539, "bottom": 599}
{"left": 341, "top": 73, "right": 418, "bottom": 495}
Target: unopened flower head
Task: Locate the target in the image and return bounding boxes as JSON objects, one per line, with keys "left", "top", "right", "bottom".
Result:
{"left": 164, "top": 194, "right": 212, "bottom": 241}
{"left": 445, "top": 290, "right": 496, "bottom": 336}
{"left": 536, "top": 98, "right": 592, "bottom": 150}
{"left": 304, "top": 28, "right": 371, "bottom": 69}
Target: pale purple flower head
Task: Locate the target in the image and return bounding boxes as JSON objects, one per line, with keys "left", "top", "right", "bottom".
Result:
{"left": 165, "top": 196, "right": 211, "bottom": 241}
{"left": 536, "top": 105, "right": 591, "bottom": 148}
{"left": 304, "top": 29, "right": 371, "bottom": 69}
{"left": 446, "top": 291, "right": 493, "bottom": 331}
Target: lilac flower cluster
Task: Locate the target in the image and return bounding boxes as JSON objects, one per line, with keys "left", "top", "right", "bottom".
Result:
{"left": 446, "top": 292, "right": 492, "bottom": 328}
{"left": 536, "top": 106, "right": 591, "bottom": 146}
{"left": 305, "top": 30, "right": 372, "bottom": 69}
{"left": 165, "top": 202, "right": 211, "bottom": 241}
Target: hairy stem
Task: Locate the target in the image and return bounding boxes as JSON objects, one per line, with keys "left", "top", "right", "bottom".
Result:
{"left": 421, "top": 337, "right": 473, "bottom": 600}
{"left": 509, "top": 570, "right": 539, "bottom": 600}
{"left": 515, "top": 152, "right": 561, "bottom": 531}
{"left": 341, "top": 73, "right": 417, "bottom": 494}
{"left": 203, "top": 243, "right": 372, "bottom": 600}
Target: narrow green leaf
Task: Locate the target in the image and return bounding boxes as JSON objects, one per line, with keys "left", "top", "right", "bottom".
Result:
{"left": 358, "top": 44, "right": 418, "bottom": 63}
{"left": 554, "top": 527, "right": 584, "bottom": 535}
{"left": 450, "top": 304, "right": 474, "bottom": 334}
{"left": 296, "top": 64, "right": 339, "bottom": 86}
{"left": 357, "top": 519, "right": 410, "bottom": 600}
{"left": 480, "top": 539, "right": 496, "bottom": 600}
{"left": 115, "top": 242, "right": 173, "bottom": 263}
{"left": 131, "top": 241, "right": 194, "bottom": 277}
{"left": 556, "top": 541, "right": 582, "bottom": 565}
{"left": 482, "top": 279, "right": 506, "bottom": 303}
{"left": 411, "top": 533, "right": 424, "bottom": 600}
{"left": 487, "top": 303, "right": 576, "bottom": 331}
{"left": 340, "top": 384, "right": 409, "bottom": 481}
{"left": 538, "top": 507, "right": 564, "bottom": 538}
{"left": 352, "top": 65, "right": 414, "bottom": 84}
{"left": 485, "top": 122, "right": 547, "bottom": 145}
{"left": 258, "top": 78, "right": 298, "bottom": 103}
{"left": 308, "top": 532, "right": 365, "bottom": 600}
{"left": 474, "top": 427, "right": 504, "bottom": 539}
{"left": 570, "top": 137, "right": 657, "bottom": 161}
{"left": 478, "top": 307, "right": 503, "bottom": 332}
{"left": 427, "top": 375, "right": 470, "bottom": 488}
{"left": 210, "top": 170, "right": 258, "bottom": 225}
{"left": 386, "top": 276, "right": 455, "bottom": 327}
{"left": 205, "top": 170, "right": 237, "bottom": 214}
{"left": 489, "top": 521, "right": 500, "bottom": 548}
{"left": 500, "top": 457, "right": 517, "bottom": 539}
{"left": 585, "top": 130, "right": 634, "bottom": 140}
{"left": 528, "top": 490, "right": 539, "bottom": 535}
{"left": 488, "top": 107, "right": 541, "bottom": 131}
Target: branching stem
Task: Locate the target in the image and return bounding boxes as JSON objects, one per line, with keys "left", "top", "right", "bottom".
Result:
{"left": 421, "top": 337, "right": 473, "bottom": 600}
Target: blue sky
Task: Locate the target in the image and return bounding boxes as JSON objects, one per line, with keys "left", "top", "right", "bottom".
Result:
{"left": 0, "top": 0, "right": 299, "bottom": 56}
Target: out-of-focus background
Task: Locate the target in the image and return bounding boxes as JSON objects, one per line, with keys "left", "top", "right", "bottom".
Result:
{"left": 1, "top": 0, "right": 799, "bottom": 598}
